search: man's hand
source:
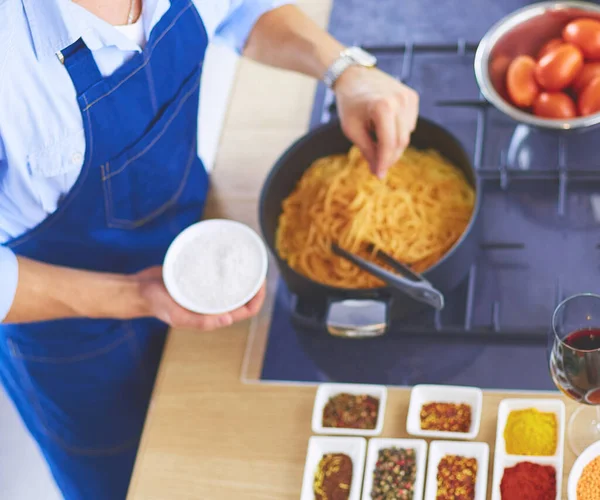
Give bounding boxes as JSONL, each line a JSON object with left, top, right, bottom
{"left": 244, "top": 5, "right": 420, "bottom": 178}
{"left": 136, "top": 266, "right": 266, "bottom": 331}
{"left": 335, "top": 67, "right": 419, "bottom": 178}
{"left": 3, "top": 257, "right": 265, "bottom": 328}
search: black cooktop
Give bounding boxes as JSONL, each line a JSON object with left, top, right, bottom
{"left": 256, "top": 0, "right": 600, "bottom": 390}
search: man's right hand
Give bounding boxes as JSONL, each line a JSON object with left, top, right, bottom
{"left": 135, "top": 266, "right": 266, "bottom": 330}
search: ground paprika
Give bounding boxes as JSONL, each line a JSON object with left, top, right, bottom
{"left": 499, "top": 461, "right": 556, "bottom": 500}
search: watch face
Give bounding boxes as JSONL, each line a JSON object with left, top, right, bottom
{"left": 348, "top": 47, "right": 377, "bottom": 67}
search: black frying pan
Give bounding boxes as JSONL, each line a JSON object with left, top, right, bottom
{"left": 259, "top": 118, "right": 481, "bottom": 337}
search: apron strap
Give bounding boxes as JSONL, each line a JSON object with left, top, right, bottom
{"left": 58, "top": 39, "right": 103, "bottom": 97}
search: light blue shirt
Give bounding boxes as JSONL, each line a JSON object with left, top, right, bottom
{"left": 0, "top": 0, "right": 290, "bottom": 320}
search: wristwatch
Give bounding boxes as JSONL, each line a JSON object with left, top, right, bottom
{"left": 323, "top": 47, "right": 377, "bottom": 89}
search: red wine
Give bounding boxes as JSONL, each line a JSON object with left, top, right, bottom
{"left": 550, "top": 328, "right": 600, "bottom": 404}
{"left": 564, "top": 328, "right": 600, "bottom": 350}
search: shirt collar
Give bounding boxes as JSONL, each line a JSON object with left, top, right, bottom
{"left": 22, "top": 0, "right": 168, "bottom": 62}
{"left": 22, "top": 0, "right": 74, "bottom": 61}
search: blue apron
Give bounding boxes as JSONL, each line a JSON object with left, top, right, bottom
{"left": 0, "top": 1, "right": 209, "bottom": 498}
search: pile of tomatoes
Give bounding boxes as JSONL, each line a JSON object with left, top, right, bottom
{"left": 505, "top": 18, "right": 600, "bottom": 119}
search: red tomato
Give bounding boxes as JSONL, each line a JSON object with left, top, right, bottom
{"left": 535, "top": 43, "right": 584, "bottom": 91}
{"left": 563, "top": 18, "right": 600, "bottom": 60}
{"left": 506, "top": 56, "right": 539, "bottom": 107}
{"left": 572, "top": 62, "right": 600, "bottom": 94}
{"left": 578, "top": 76, "right": 600, "bottom": 116}
{"left": 537, "top": 38, "right": 564, "bottom": 60}
{"left": 533, "top": 92, "right": 577, "bottom": 119}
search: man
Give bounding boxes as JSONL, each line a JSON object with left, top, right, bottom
{"left": 0, "top": 0, "right": 419, "bottom": 498}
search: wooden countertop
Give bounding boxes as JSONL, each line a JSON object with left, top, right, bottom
{"left": 127, "top": 1, "right": 578, "bottom": 498}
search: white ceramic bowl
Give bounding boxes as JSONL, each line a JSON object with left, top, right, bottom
{"left": 300, "top": 436, "right": 367, "bottom": 500}
{"left": 312, "top": 383, "right": 387, "bottom": 436}
{"left": 163, "top": 219, "right": 268, "bottom": 315}
{"left": 406, "top": 384, "right": 483, "bottom": 440}
{"left": 491, "top": 398, "right": 565, "bottom": 500}
{"left": 362, "top": 438, "right": 427, "bottom": 500}
{"left": 568, "top": 439, "right": 600, "bottom": 500}
{"left": 424, "top": 440, "right": 489, "bottom": 500}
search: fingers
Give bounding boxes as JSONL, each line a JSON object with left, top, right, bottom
{"left": 157, "top": 282, "right": 267, "bottom": 332}
{"left": 371, "top": 99, "right": 398, "bottom": 178}
{"left": 371, "top": 86, "right": 419, "bottom": 178}
{"left": 228, "top": 282, "right": 267, "bottom": 323}
{"left": 341, "top": 118, "right": 377, "bottom": 169}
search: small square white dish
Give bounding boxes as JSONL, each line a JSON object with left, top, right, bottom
{"left": 568, "top": 439, "right": 600, "bottom": 500}
{"left": 312, "top": 383, "right": 387, "bottom": 436}
{"left": 300, "top": 436, "right": 367, "bottom": 500}
{"left": 424, "top": 440, "right": 489, "bottom": 500}
{"left": 362, "top": 438, "right": 427, "bottom": 500}
{"left": 490, "top": 399, "right": 565, "bottom": 500}
{"left": 494, "top": 399, "right": 565, "bottom": 458}
{"left": 491, "top": 455, "right": 561, "bottom": 500}
{"left": 406, "top": 384, "right": 483, "bottom": 439}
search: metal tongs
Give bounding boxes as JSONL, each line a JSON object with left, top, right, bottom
{"left": 332, "top": 243, "right": 445, "bottom": 310}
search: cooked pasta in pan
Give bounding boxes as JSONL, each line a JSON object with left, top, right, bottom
{"left": 276, "top": 146, "right": 475, "bottom": 288}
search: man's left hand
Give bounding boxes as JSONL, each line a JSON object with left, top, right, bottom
{"left": 334, "top": 66, "right": 419, "bottom": 178}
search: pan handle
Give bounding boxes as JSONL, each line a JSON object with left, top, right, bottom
{"left": 332, "top": 244, "right": 445, "bottom": 311}
{"left": 290, "top": 294, "right": 391, "bottom": 338}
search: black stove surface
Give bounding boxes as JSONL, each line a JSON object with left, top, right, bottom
{"left": 257, "top": 1, "right": 600, "bottom": 390}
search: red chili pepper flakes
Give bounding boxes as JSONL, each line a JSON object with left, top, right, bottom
{"left": 436, "top": 454, "right": 477, "bottom": 500}
{"left": 420, "top": 402, "right": 472, "bottom": 433}
{"left": 322, "top": 393, "right": 380, "bottom": 430}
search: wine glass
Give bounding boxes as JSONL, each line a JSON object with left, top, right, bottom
{"left": 549, "top": 293, "right": 600, "bottom": 456}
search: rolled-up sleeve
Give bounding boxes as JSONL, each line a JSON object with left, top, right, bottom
{"left": 0, "top": 245, "right": 18, "bottom": 321}
{"left": 214, "top": 1, "right": 295, "bottom": 54}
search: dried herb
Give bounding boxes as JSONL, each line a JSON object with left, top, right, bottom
{"left": 370, "top": 447, "right": 417, "bottom": 500}
{"left": 322, "top": 393, "right": 380, "bottom": 429}
{"left": 420, "top": 402, "right": 472, "bottom": 433}
{"left": 436, "top": 454, "right": 477, "bottom": 500}
{"left": 314, "top": 453, "right": 352, "bottom": 500}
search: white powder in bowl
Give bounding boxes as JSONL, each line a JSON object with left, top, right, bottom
{"left": 172, "top": 228, "right": 264, "bottom": 312}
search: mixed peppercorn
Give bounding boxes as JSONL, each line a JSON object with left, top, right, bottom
{"left": 420, "top": 402, "right": 472, "bottom": 433}
{"left": 370, "top": 447, "right": 417, "bottom": 500}
{"left": 322, "top": 393, "right": 380, "bottom": 429}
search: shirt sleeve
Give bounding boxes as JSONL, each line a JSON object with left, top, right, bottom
{"left": 0, "top": 245, "right": 18, "bottom": 321}
{"left": 213, "top": 1, "right": 295, "bottom": 54}
{"left": 0, "top": 136, "right": 18, "bottom": 322}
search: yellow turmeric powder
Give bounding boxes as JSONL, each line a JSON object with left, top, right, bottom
{"left": 503, "top": 408, "right": 557, "bottom": 456}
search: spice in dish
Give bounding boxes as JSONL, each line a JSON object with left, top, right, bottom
{"left": 577, "top": 456, "right": 600, "bottom": 500}
{"left": 436, "top": 454, "right": 477, "bottom": 500}
{"left": 420, "top": 402, "right": 472, "bottom": 433}
{"left": 499, "top": 461, "right": 556, "bottom": 500}
{"left": 322, "top": 393, "right": 380, "bottom": 430}
{"left": 503, "top": 408, "right": 557, "bottom": 456}
{"left": 313, "top": 453, "right": 352, "bottom": 500}
{"left": 370, "top": 447, "right": 417, "bottom": 500}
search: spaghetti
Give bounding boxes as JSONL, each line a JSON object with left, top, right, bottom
{"left": 276, "top": 146, "right": 475, "bottom": 288}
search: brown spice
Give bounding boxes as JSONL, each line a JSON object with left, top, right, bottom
{"left": 420, "top": 402, "right": 472, "bottom": 433}
{"left": 577, "top": 456, "right": 600, "bottom": 500}
{"left": 322, "top": 393, "right": 380, "bottom": 430}
{"left": 314, "top": 453, "right": 353, "bottom": 500}
{"left": 436, "top": 454, "right": 477, "bottom": 500}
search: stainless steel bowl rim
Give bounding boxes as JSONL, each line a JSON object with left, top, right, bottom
{"left": 474, "top": 1, "right": 600, "bottom": 130}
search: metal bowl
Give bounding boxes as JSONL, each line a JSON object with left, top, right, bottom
{"left": 474, "top": 1, "right": 600, "bottom": 130}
